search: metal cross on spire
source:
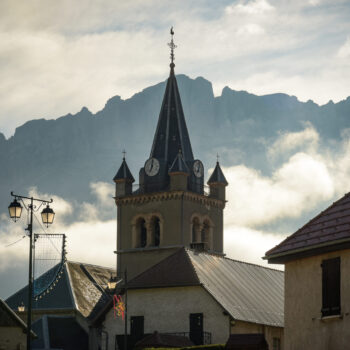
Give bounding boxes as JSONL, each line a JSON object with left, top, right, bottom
{"left": 168, "top": 26, "right": 177, "bottom": 74}
{"left": 122, "top": 149, "right": 126, "bottom": 160}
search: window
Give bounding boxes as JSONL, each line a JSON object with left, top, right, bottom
{"left": 151, "top": 217, "right": 160, "bottom": 246}
{"left": 192, "top": 217, "right": 200, "bottom": 243}
{"left": 136, "top": 218, "right": 147, "bottom": 248}
{"left": 273, "top": 337, "right": 281, "bottom": 350}
{"left": 321, "top": 257, "right": 340, "bottom": 317}
{"left": 201, "top": 220, "right": 210, "bottom": 249}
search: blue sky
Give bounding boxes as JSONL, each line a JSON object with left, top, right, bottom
{"left": 0, "top": 0, "right": 350, "bottom": 138}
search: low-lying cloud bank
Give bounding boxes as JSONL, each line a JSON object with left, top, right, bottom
{"left": 1, "top": 125, "right": 350, "bottom": 296}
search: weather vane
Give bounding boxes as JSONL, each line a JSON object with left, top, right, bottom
{"left": 168, "top": 27, "right": 177, "bottom": 69}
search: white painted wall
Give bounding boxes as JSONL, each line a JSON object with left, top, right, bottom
{"left": 103, "top": 286, "right": 230, "bottom": 348}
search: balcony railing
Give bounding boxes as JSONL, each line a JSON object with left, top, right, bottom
{"left": 115, "top": 331, "right": 212, "bottom": 350}
{"left": 165, "top": 331, "right": 212, "bottom": 345}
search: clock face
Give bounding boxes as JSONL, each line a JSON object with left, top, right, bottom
{"left": 145, "top": 157, "right": 160, "bottom": 176}
{"left": 193, "top": 160, "right": 204, "bottom": 178}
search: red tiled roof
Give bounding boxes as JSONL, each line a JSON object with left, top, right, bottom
{"left": 265, "top": 192, "right": 350, "bottom": 259}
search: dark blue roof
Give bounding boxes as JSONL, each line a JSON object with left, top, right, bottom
{"left": 149, "top": 70, "right": 194, "bottom": 165}
{"left": 113, "top": 158, "right": 135, "bottom": 182}
{"left": 207, "top": 162, "right": 228, "bottom": 185}
{"left": 169, "top": 151, "right": 189, "bottom": 174}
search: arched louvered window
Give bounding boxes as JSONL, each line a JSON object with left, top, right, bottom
{"left": 136, "top": 218, "right": 147, "bottom": 248}
{"left": 192, "top": 217, "right": 200, "bottom": 243}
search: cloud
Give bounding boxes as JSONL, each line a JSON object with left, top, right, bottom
{"left": 268, "top": 123, "right": 319, "bottom": 159}
{"left": 222, "top": 125, "right": 350, "bottom": 231}
{"left": 1, "top": 1, "right": 350, "bottom": 137}
{"left": 224, "top": 225, "right": 284, "bottom": 269}
{"left": 0, "top": 183, "right": 116, "bottom": 277}
{"left": 224, "top": 152, "right": 333, "bottom": 228}
{"left": 337, "top": 37, "right": 350, "bottom": 59}
{"left": 226, "top": 0, "right": 275, "bottom": 15}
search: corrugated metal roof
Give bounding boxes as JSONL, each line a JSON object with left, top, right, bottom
{"left": 187, "top": 250, "right": 284, "bottom": 327}
{"left": 265, "top": 192, "right": 350, "bottom": 258}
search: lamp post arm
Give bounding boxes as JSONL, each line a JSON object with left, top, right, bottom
{"left": 10, "top": 191, "right": 53, "bottom": 204}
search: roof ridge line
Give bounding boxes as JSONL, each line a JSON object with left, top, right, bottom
{"left": 65, "top": 262, "right": 78, "bottom": 311}
{"left": 266, "top": 192, "right": 350, "bottom": 256}
{"left": 185, "top": 248, "right": 283, "bottom": 273}
{"left": 67, "top": 260, "right": 115, "bottom": 270}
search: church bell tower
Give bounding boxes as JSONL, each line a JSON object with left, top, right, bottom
{"left": 113, "top": 29, "right": 228, "bottom": 279}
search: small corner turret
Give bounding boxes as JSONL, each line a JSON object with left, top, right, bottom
{"left": 113, "top": 154, "right": 135, "bottom": 197}
{"left": 168, "top": 150, "right": 189, "bottom": 191}
{"left": 207, "top": 161, "right": 228, "bottom": 201}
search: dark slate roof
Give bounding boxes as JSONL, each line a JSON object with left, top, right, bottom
{"left": 168, "top": 151, "right": 189, "bottom": 174}
{"left": 150, "top": 69, "right": 194, "bottom": 164}
{"left": 265, "top": 192, "right": 350, "bottom": 262}
{"left": 127, "top": 248, "right": 284, "bottom": 327}
{"left": 6, "top": 261, "right": 115, "bottom": 321}
{"left": 135, "top": 331, "right": 194, "bottom": 349}
{"left": 113, "top": 158, "right": 135, "bottom": 183}
{"left": 127, "top": 248, "right": 200, "bottom": 289}
{"left": 0, "top": 297, "right": 36, "bottom": 336}
{"left": 225, "top": 334, "right": 268, "bottom": 350}
{"left": 207, "top": 162, "right": 228, "bottom": 185}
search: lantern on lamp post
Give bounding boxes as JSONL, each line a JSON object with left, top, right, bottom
{"left": 8, "top": 191, "right": 55, "bottom": 350}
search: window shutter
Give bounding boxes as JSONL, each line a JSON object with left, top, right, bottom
{"left": 321, "top": 257, "right": 340, "bottom": 317}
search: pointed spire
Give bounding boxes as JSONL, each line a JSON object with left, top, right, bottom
{"left": 207, "top": 161, "right": 228, "bottom": 186}
{"left": 149, "top": 27, "right": 194, "bottom": 166}
{"left": 113, "top": 154, "right": 135, "bottom": 183}
{"left": 169, "top": 149, "right": 189, "bottom": 174}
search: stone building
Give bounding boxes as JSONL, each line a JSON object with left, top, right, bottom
{"left": 265, "top": 192, "right": 350, "bottom": 350}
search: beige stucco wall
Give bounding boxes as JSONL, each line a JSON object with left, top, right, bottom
{"left": 103, "top": 286, "right": 230, "bottom": 349}
{"left": 231, "top": 320, "right": 283, "bottom": 350}
{"left": 284, "top": 249, "right": 350, "bottom": 350}
{"left": 0, "top": 326, "right": 26, "bottom": 350}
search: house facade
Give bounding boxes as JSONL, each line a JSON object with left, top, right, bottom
{"left": 265, "top": 192, "right": 350, "bottom": 350}
{"left": 99, "top": 248, "right": 284, "bottom": 349}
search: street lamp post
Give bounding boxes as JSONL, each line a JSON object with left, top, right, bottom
{"left": 8, "top": 191, "right": 55, "bottom": 350}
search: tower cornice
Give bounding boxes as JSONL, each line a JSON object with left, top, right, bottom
{"left": 114, "top": 190, "right": 226, "bottom": 209}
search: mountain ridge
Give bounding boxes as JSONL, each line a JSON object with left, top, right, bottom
{"left": 0, "top": 74, "right": 349, "bottom": 215}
